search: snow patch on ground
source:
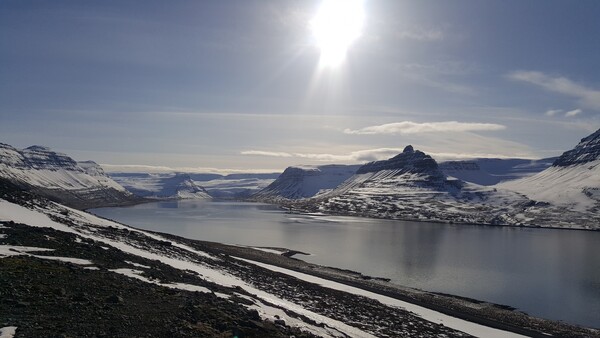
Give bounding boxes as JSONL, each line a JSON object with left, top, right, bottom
{"left": 110, "top": 268, "right": 211, "bottom": 294}
{"left": 0, "top": 245, "right": 94, "bottom": 265}
{"left": 0, "top": 326, "right": 17, "bottom": 338}
{"left": 0, "top": 245, "right": 54, "bottom": 257}
{"left": 235, "top": 257, "right": 528, "bottom": 338}
{"left": 125, "top": 260, "right": 151, "bottom": 269}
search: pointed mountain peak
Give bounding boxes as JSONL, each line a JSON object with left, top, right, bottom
{"left": 356, "top": 146, "right": 441, "bottom": 175}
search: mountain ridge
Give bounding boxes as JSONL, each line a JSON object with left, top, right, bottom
{"left": 0, "top": 143, "right": 137, "bottom": 209}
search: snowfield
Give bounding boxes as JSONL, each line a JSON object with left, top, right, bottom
{"left": 499, "top": 160, "right": 600, "bottom": 211}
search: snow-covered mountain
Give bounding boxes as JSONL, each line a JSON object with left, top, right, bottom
{"left": 296, "top": 145, "right": 531, "bottom": 225}
{"left": 499, "top": 129, "right": 600, "bottom": 212}
{"left": 109, "top": 173, "right": 211, "bottom": 200}
{"left": 439, "top": 158, "right": 555, "bottom": 186}
{"left": 200, "top": 174, "right": 278, "bottom": 199}
{"left": 252, "top": 164, "right": 361, "bottom": 201}
{"left": 0, "top": 143, "right": 135, "bottom": 209}
{"left": 110, "top": 172, "right": 278, "bottom": 199}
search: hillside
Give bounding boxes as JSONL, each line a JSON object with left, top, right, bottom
{"left": 499, "top": 129, "right": 600, "bottom": 212}
{"left": 0, "top": 143, "right": 136, "bottom": 209}
{"left": 252, "top": 164, "right": 360, "bottom": 201}
{"left": 439, "top": 158, "right": 555, "bottom": 186}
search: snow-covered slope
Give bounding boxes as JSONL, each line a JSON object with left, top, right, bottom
{"left": 0, "top": 143, "right": 134, "bottom": 209}
{"left": 292, "top": 145, "right": 599, "bottom": 228}
{"left": 499, "top": 129, "right": 600, "bottom": 212}
{"left": 201, "top": 175, "right": 277, "bottom": 199}
{"left": 109, "top": 173, "right": 211, "bottom": 200}
{"left": 252, "top": 164, "right": 361, "bottom": 201}
{"left": 300, "top": 146, "right": 527, "bottom": 225}
{"left": 111, "top": 172, "right": 279, "bottom": 199}
{"left": 439, "top": 158, "right": 555, "bottom": 186}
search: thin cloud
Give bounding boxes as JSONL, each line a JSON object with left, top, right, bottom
{"left": 240, "top": 150, "right": 293, "bottom": 157}
{"left": 508, "top": 71, "right": 600, "bottom": 110}
{"left": 241, "top": 148, "right": 405, "bottom": 162}
{"left": 100, "top": 164, "right": 281, "bottom": 175}
{"left": 545, "top": 109, "right": 562, "bottom": 116}
{"left": 295, "top": 148, "right": 405, "bottom": 162}
{"left": 397, "top": 28, "right": 444, "bottom": 41}
{"left": 343, "top": 121, "right": 506, "bottom": 135}
{"left": 565, "top": 109, "right": 582, "bottom": 117}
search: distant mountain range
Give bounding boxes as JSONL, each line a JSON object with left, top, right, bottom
{"left": 288, "top": 145, "right": 533, "bottom": 226}
{"left": 107, "top": 173, "right": 211, "bottom": 200}
{"left": 1, "top": 127, "right": 598, "bottom": 228}
{"left": 0, "top": 143, "right": 137, "bottom": 209}
{"left": 251, "top": 129, "right": 600, "bottom": 229}
{"left": 109, "top": 172, "right": 278, "bottom": 199}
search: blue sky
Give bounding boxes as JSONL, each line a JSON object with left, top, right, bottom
{"left": 1, "top": 0, "right": 599, "bottom": 173}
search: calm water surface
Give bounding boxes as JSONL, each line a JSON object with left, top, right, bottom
{"left": 91, "top": 200, "right": 600, "bottom": 328}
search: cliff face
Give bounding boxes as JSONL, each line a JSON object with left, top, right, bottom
{"left": 0, "top": 143, "right": 137, "bottom": 209}
{"left": 552, "top": 129, "right": 600, "bottom": 167}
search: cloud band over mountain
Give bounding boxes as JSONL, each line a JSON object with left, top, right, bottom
{"left": 343, "top": 121, "right": 506, "bottom": 135}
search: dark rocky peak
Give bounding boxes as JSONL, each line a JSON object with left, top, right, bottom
{"left": 21, "top": 145, "right": 79, "bottom": 171}
{"left": 356, "top": 146, "right": 441, "bottom": 175}
{"left": 553, "top": 128, "right": 600, "bottom": 167}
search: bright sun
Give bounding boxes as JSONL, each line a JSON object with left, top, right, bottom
{"left": 311, "top": 0, "right": 365, "bottom": 67}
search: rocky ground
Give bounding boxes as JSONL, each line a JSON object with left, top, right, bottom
{"left": 0, "top": 223, "right": 316, "bottom": 338}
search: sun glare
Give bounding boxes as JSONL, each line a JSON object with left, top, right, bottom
{"left": 311, "top": 0, "right": 365, "bottom": 68}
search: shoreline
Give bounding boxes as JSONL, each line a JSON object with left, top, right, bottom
{"left": 280, "top": 204, "right": 600, "bottom": 232}
{"left": 153, "top": 230, "right": 599, "bottom": 336}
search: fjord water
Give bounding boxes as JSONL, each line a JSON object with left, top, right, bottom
{"left": 91, "top": 200, "right": 600, "bottom": 328}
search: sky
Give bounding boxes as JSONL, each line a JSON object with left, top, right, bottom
{"left": 1, "top": 0, "right": 600, "bottom": 174}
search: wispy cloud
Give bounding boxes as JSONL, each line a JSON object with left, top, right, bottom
{"left": 565, "top": 108, "right": 583, "bottom": 117}
{"left": 100, "top": 164, "right": 281, "bottom": 175}
{"left": 397, "top": 28, "right": 444, "bottom": 41}
{"left": 240, "top": 145, "right": 534, "bottom": 164}
{"left": 241, "top": 147, "right": 405, "bottom": 162}
{"left": 343, "top": 121, "right": 506, "bottom": 135}
{"left": 240, "top": 150, "right": 293, "bottom": 157}
{"left": 545, "top": 109, "right": 562, "bottom": 116}
{"left": 508, "top": 71, "right": 600, "bottom": 110}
